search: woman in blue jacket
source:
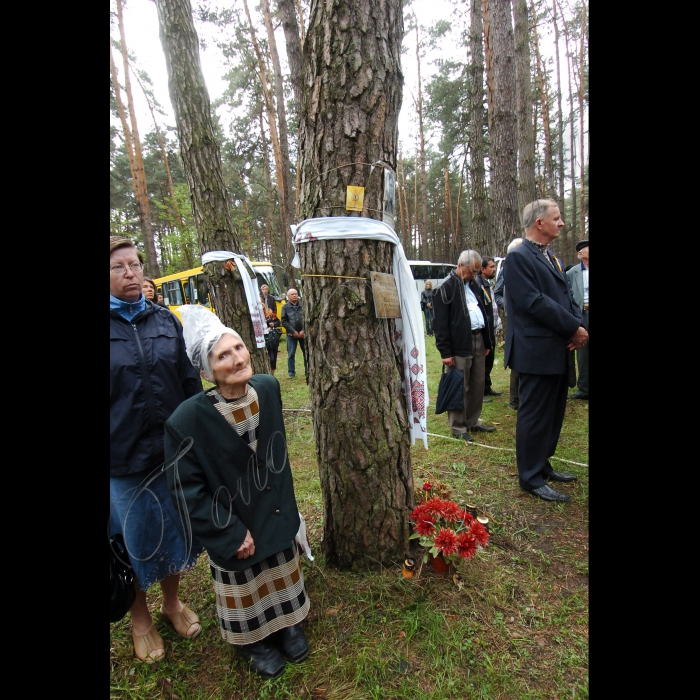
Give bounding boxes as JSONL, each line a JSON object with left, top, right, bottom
{"left": 110, "top": 236, "right": 204, "bottom": 663}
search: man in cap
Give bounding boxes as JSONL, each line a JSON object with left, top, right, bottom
{"left": 504, "top": 199, "right": 588, "bottom": 502}
{"left": 566, "top": 240, "right": 589, "bottom": 400}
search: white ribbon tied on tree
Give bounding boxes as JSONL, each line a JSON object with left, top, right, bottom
{"left": 290, "top": 217, "right": 429, "bottom": 449}
{"left": 201, "top": 251, "right": 267, "bottom": 349}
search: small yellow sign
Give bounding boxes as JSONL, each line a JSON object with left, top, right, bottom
{"left": 346, "top": 186, "right": 365, "bottom": 212}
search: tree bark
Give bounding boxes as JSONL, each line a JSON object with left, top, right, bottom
{"left": 297, "top": 0, "right": 413, "bottom": 570}
{"left": 277, "top": 0, "right": 304, "bottom": 113}
{"left": 513, "top": 0, "right": 536, "bottom": 215}
{"left": 485, "top": 0, "right": 519, "bottom": 253}
{"left": 469, "top": 0, "right": 489, "bottom": 251}
{"left": 153, "top": 0, "right": 269, "bottom": 373}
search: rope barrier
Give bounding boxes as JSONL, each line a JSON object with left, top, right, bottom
{"left": 425, "top": 432, "right": 588, "bottom": 468}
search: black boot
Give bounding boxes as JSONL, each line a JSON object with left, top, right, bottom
{"left": 276, "top": 624, "right": 310, "bottom": 663}
{"left": 234, "top": 638, "right": 287, "bottom": 679}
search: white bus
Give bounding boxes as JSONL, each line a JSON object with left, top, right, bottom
{"left": 407, "top": 260, "right": 457, "bottom": 296}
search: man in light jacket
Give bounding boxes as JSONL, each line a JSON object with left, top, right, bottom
{"left": 566, "top": 240, "right": 589, "bottom": 400}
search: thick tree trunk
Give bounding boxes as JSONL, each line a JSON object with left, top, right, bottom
{"left": 277, "top": 0, "right": 304, "bottom": 113}
{"left": 485, "top": 0, "right": 520, "bottom": 254}
{"left": 153, "top": 0, "right": 269, "bottom": 374}
{"left": 513, "top": 0, "right": 536, "bottom": 215}
{"left": 298, "top": 0, "right": 413, "bottom": 570}
{"left": 469, "top": 0, "right": 489, "bottom": 251}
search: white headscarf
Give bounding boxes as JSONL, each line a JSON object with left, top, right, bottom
{"left": 178, "top": 305, "right": 241, "bottom": 381}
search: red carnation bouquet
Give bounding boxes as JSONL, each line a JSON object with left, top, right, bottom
{"left": 409, "top": 496, "right": 489, "bottom": 567}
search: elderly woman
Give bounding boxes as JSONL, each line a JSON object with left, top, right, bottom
{"left": 110, "top": 236, "right": 204, "bottom": 663}
{"left": 164, "top": 306, "right": 310, "bottom": 680}
{"left": 421, "top": 280, "right": 436, "bottom": 336}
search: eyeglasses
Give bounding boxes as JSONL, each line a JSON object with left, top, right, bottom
{"left": 110, "top": 262, "right": 144, "bottom": 275}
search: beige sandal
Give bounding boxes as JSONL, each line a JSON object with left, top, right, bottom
{"left": 132, "top": 623, "right": 165, "bottom": 663}
{"left": 159, "top": 604, "right": 201, "bottom": 639}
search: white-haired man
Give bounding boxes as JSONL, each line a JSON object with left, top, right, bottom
{"left": 433, "top": 250, "right": 495, "bottom": 443}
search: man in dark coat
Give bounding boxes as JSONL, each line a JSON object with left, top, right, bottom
{"left": 475, "top": 255, "right": 500, "bottom": 399}
{"left": 433, "top": 249, "right": 495, "bottom": 443}
{"left": 504, "top": 199, "right": 589, "bottom": 502}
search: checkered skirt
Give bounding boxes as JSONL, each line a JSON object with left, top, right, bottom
{"left": 210, "top": 545, "right": 310, "bottom": 645}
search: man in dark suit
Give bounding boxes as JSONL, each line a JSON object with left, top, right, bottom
{"left": 504, "top": 199, "right": 589, "bottom": 502}
{"left": 566, "top": 240, "right": 589, "bottom": 400}
{"left": 434, "top": 249, "right": 495, "bottom": 443}
{"left": 476, "top": 256, "right": 500, "bottom": 400}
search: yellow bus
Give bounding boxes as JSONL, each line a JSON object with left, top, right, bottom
{"left": 154, "top": 261, "right": 286, "bottom": 331}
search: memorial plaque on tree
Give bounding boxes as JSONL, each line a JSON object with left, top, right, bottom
{"left": 370, "top": 271, "right": 402, "bottom": 318}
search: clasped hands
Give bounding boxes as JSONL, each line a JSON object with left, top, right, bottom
{"left": 236, "top": 530, "right": 255, "bottom": 559}
{"left": 567, "top": 326, "right": 589, "bottom": 351}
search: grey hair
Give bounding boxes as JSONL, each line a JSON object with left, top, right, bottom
{"left": 507, "top": 237, "right": 524, "bottom": 253}
{"left": 522, "top": 199, "right": 559, "bottom": 230}
{"left": 457, "top": 250, "right": 482, "bottom": 269}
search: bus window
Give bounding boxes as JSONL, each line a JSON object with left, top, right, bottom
{"left": 162, "top": 280, "right": 185, "bottom": 307}
{"left": 253, "top": 264, "right": 283, "bottom": 297}
{"left": 196, "top": 274, "right": 210, "bottom": 307}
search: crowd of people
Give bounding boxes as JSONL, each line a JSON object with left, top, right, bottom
{"left": 110, "top": 197, "right": 587, "bottom": 673}
{"left": 431, "top": 198, "right": 589, "bottom": 502}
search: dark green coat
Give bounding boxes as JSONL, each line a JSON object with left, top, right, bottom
{"left": 164, "top": 374, "right": 300, "bottom": 571}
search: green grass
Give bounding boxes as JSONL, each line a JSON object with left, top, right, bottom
{"left": 110, "top": 334, "right": 588, "bottom": 699}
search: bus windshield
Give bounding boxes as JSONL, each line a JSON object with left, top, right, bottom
{"left": 408, "top": 261, "right": 457, "bottom": 295}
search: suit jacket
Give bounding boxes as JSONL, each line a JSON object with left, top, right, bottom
{"left": 475, "top": 274, "right": 496, "bottom": 346}
{"left": 504, "top": 240, "right": 582, "bottom": 375}
{"left": 164, "top": 374, "right": 300, "bottom": 571}
{"left": 566, "top": 264, "right": 586, "bottom": 311}
{"left": 433, "top": 271, "right": 492, "bottom": 359}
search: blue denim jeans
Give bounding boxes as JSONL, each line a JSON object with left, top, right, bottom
{"left": 286, "top": 335, "right": 308, "bottom": 376}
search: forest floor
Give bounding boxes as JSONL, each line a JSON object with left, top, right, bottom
{"left": 110, "top": 339, "right": 589, "bottom": 700}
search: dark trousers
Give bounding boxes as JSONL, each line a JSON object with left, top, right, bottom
{"left": 423, "top": 308, "right": 434, "bottom": 335}
{"left": 287, "top": 335, "right": 308, "bottom": 376}
{"left": 576, "top": 309, "right": 589, "bottom": 395}
{"left": 484, "top": 345, "right": 495, "bottom": 391}
{"left": 516, "top": 372, "right": 568, "bottom": 490}
{"left": 509, "top": 369, "right": 520, "bottom": 407}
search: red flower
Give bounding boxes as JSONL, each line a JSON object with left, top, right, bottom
{"left": 469, "top": 521, "right": 489, "bottom": 547}
{"left": 458, "top": 510, "right": 475, "bottom": 525}
{"left": 422, "top": 481, "right": 433, "bottom": 492}
{"left": 414, "top": 514, "right": 436, "bottom": 537}
{"left": 441, "top": 500, "right": 463, "bottom": 523}
{"left": 456, "top": 531, "right": 478, "bottom": 559}
{"left": 434, "top": 527, "right": 458, "bottom": 557}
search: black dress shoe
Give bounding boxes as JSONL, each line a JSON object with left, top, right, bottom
{"left": 484, "top": 389, "right": 502, "bottom": 396}
{"left": 276, "top": 624, "right": 310, "bottom": 663}
{"left": 470, "top": 423, "right": 495, "bottom": 433}
{"left": 508, "top": 403, "right": 519, "bottom": 411}
{"left": 568, "top": 391, "right": 588, "bottom": 400}
{"left": 234, "top": 638, "right": 287, "bottom": 679}
{"left": 545, "top": 470, "right": 577, "bottom": 483}
{"left": 459, "top": 432, "right": 474, "bottom": 442}
{"left": 522, "top": 484, "right": 571, "bottom": 502}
